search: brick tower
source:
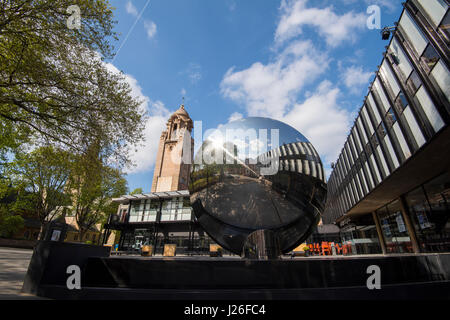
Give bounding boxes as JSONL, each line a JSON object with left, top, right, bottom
{"left": 151, "top": 104, "right": 194, "bottom": 192}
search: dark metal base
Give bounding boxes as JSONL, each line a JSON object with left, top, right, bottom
{"left": 22, "top": 242, "right": 450, "bottom": 300}
{"left": 33, "top": 281, "right": 450, "bottom": 300}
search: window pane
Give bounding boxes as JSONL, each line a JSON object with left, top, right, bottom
{"left": 367, "top": 93, "right": 382, "bottom": 124}
{"left": 417, "top": 0, "right": 447, "bottom": 27}
{"left": 349, "top": 135, "right": 357, "bottom": 160}
{"left": 376, "top": 146, "right": 390, "bottom": 177}
{"left": 430, "top": 59, "right": 450, "bottom": 103}
{"left": 387, "top": 200, "right": 413, "bottom": 253}
{"left": 384, "top": 135, "right": 400, "bottom": 169}
{"left": 439, "top": 10, "right": 450, "bottom": 39}
{"left": 394, "top": 92, "right": 409, "bottom": 115}
{"left": 150, "top": 201, "right": 159, "bottom": 209}
{"left": 359, "top": 169, "right": 369, "bottom": 195}
{"left": 364, "top": 161, "right": 375, "bottom": 190}
{"left": 415, "top": 86, "right": 445, "bottom": 132}
{"left": 407, "top": 71, "right": 422, "bottom": 94}
{"left": 402, "top": 106, "right": 426, "bottom": 147}
{"left": 345, "top": 187, "right": 351, "bottom": 209}
{"left": 352, "top": 128, "right": 363, "bottom": 153}
{"left": 385, "top": 108, "right": 397, "bottom": 127}
{"left": 347, "top": 185, "right": 355, "bottom": 206}
{"left": 352, "top": 179, "right": 360, "bottom": 202}
{"left": 421, "top": 44, "right": 440, "bottom": 70}
{"left": 342, "top": 150, "right": 349, "bottom": 172}
{"left": 370, "top": 154, "right": 382, "bottom": 184}
{"left": 346, "top": 143, "right": 354, "bottom": 165}
{"left": 392, "top": 122, "right": 412, "bottom": 159}
{"left": 381, "top": 60, "right": 401, "bottom": 97}
{"left": 374, "top": 78, "right": 391, "bottom": 113}
{"left": 390, "top": 38, "right": 413, "bottom": 78}
{"left": 370, "top": 133, "right": 380, "bottom": 150}
{"left": 354, "top": 174, "right": 363, "bottom": 198}
{"left": 399, "top": 10, "right": 428, "bottom": 56}
{"left": 405, "top": 186, "right": 434, "bottom": 252}
{"left": 357, "top": 117, "right": 368, "bottom": 144}
{"left": 422, "top": 172, "right": 450, "bottom": 252}
{"left": 362, "top": 106, "right": 375, "bottom": 134}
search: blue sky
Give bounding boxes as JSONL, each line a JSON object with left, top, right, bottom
{"left": 105, "top": 0, "right": 403, "bottom": 193}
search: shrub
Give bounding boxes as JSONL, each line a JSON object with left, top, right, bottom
{"left": 0, "top": 215, "right": 24, "bottom": 238}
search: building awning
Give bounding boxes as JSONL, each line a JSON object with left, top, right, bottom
{"left": 112, "top": 190, "right": 190, "bottom": 204}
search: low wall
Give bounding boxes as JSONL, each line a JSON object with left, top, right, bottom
{"left": 21, "top": 245, "right": 450, "bottom": 300}
{"left": 21, "top": 241, "right": 110, "bottom": 296}
{"left": 0, "top": 238, "right": 37, "bottom": 249}
{"left": 84, "top": 254, "right": 450, "bottom": 290}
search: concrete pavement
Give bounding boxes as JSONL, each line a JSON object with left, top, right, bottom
{"left": 0, "top": 247, "right": 43, "bottom": 299}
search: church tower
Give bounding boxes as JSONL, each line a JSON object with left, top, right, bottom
{"left": 151, "top": 104, "right": 194, "bottom": 192}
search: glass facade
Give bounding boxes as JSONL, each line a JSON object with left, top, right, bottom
{"left": 160, "top": 197, "right": 192, "bottom": 222}
{"left": 324, "top": 0, "right": 449, "bottom": 254}
{"left": 128, "top": 196, "right": 192, "bottom": 223}
{"left": 117, "top": 228, "right": 223, "bottom": 255}
{"left": 339, "top": 214, "right": 382, "bottom": 255}
{"left": 405, "top": 172, "right": 450, "bottom": 252}
{"left": 376, "top": 200, "right": 413, "bottom": 253}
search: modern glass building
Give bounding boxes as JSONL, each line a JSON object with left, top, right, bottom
{"left": 323, "top": 0, "right": 450, "bottom": 255}
{"left": 104, "top": 191, "right": 219, "bottom": 253}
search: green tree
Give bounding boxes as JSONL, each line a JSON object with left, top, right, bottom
{"left": 7, "top": 145, "right": 72, "bottom": 239}
{"left": 130, "top": 188, "right": 143, "bottom": 195}
{"left": 0, "top": 178, "right": 24, "bottom": 238}
{"left": 0, "top": 215, "right": 24, "bottom": 238}
{"left": 0, "top": 0, "right": 145, "bottom": 166}
{"left": 69, "top": 146, "right": 127, "bottom": 242}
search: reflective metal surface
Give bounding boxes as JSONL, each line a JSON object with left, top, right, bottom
{"left": 189, "top": 117, "right": 327, "bottom": 256}
{"left": 242, "top": 230, "right": 281, "bottom": 260}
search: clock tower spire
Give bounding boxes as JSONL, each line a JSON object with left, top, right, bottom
{"left": 151, "top": 104, "right": 194, "bottom": 192}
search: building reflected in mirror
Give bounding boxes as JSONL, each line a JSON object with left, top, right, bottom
{"left": 189, "top": 117, "right": 327, "bottom": 256}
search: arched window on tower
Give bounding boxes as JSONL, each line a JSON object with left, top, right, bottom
{"left": 172, "top": 123, "right": 178, "bottom": 140}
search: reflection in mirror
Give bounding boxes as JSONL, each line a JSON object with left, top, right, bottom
{"left": 189, "top": 117, "right": 327, "bottom": 256}
{"left": 242, "top": 230, "right": 281, "bottom": 260}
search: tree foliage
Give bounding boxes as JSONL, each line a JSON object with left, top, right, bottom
{"left": 130, "top": 187, "right": 143, "bottom": 195}
{"left": 0, "top": 214, "right": 24, "bottom": 238}
{"left": 68, "top": 144, "right": 127, "bottom": 241}
{"left": 0, "top": 1, "right": 144, "bottom": 241}
{"left": 7, "top": 145, "right": 72, "bottom": 237}
{"left": 0, "top": 0, "right": 145, "bottom": 165}
{"left": 0, "top": 178, "right": 24, "bottom": 237}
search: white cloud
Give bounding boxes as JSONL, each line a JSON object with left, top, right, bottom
{"left": 364, "top": 0, "right": 398, "bottom": 13}
{"left": 144, "top": 20, "right": 157, "bottom": 39}
{"left": 126, "top": 1, "right": 138, "bottom": 17}
{"left": 181, "top": 88, "right": 187, "bottom": 96}
{"left": 220, "top": 41, "right": 352, "bottom": 165}
{"left": 343, "top": 65, "right": 373, "bottom": 93}
{"left": 221, "top": 40, "right": 329, "bottom": 118}
{"left": 127, "top": 100, "right": 171, "bottom": 174}
{"left": 183, "top": 63, "right": 202, "bottom": 84}
{"left": 220, "top": 0, "right": 360, "bottom": 170}
{"left": 281, "top": 81, "right": 352, "bottom": 165}
{"left": 275, "top": 0, "right": 367, "bottom": 47}
{"left": 104, "top": 63, "right": 148, "bottom": 113}
{"left": 228, "top": 112, "right": 243, "bottom": 122}
{"left": 104, "top": 62, "right": 171, "bottom": 174}
{"left": 126, "top": 2, "right": 157, "bottom": 40}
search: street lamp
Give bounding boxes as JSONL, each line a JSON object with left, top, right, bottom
{"left": 381, "top": 26, "right": 396, "bottom": 40}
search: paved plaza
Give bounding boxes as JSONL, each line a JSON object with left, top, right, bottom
{"left": 0, "top": 247, "right": 43, "bottom": 299}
